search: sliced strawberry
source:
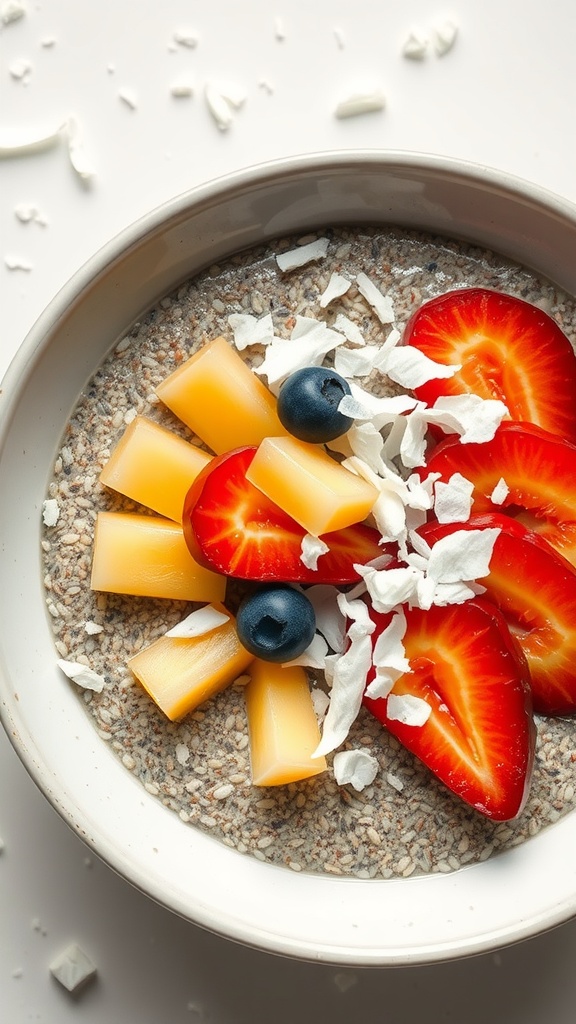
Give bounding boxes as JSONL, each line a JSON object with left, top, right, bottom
{"left": 424, "top": 421, "right": 576, "bottom": 568}
{"left": 420, "top": 513, "right": 576, "bottom": 715}
{"left": 363, "top": 599, "right": 535, "bottom": 821}
{"left": 182, "top": 446, "right": 382, "bottom": 584}
{"left": 403, "top": 288, "right": 576, "bottom": 442}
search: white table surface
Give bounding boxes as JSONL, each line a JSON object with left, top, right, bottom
{"left": 3, "top": 1, "right": 576, "bottom": 1020}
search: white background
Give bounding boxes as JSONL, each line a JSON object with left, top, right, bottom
{"left": 2, "top": 1, "right": 576, "bottom": 1020}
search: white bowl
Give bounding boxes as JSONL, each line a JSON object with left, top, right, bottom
{"left": 2, "top": 151, "right": 576, "bottom": 967}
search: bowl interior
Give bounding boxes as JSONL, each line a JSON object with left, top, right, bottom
{"left": 3, "top": 151, "right": 576, "bottom": 966}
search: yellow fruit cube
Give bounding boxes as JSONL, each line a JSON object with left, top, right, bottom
{"left": 90, "top": 511, "right": 225, "bottom": 602}
{"left": 155, "top": 336, "right": 287, "bottom": 454}
{"left": 245, "top": 435, "right": 378, "bottom": 536}
{"left": 99, "top": 415, "right": 211, "bottom": 522}
{"left": 128, "top": 606, "right": 253, "bottom": 720}
{"left": 244, "top": 659, "right": 327, "bottom": 786}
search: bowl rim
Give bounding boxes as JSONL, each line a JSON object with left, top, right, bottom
{"left": 3, "top": 148, "right": 576, "bottom": 967}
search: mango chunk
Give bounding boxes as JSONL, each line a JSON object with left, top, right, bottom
{"left": 244, "top": 659, "right": 327, "bottom": 786}
{"left": 128, "top": 606, "right": 253, "bottom": 720}
{"left": 99, "top": 415, "right": 211, "bottom": 522}
{"left": 155, "top": 336, "right": 287, "bottom": 454}
{"left": 245, "top": 435, "right": 378, "bottom": 536}
{"left": 90, "top": 511, "right": 225, "bottom": 602}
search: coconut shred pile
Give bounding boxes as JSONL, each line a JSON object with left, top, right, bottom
{"left": 224, "top": 238, "right": 507, "bottom": 784}
{"left": 42, "top": 226, "right": 576, "bottom": 879}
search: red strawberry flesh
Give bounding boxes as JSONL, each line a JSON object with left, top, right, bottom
{"left": 364, "top": 599, "right": 535, "bottom": 821}
{"left": 403, "top": 287, "right": 576, "bottom": 442}
{"left": 183, "top": 446, "right": 382, "bottom": 584}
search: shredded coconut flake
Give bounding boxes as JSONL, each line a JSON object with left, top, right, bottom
{"left": 319, "top": 272, "right": 352, "bottom": 307}
{"left": 433, "top": 472, "right": 474, "bottom": 523}
{"left": 42, "top": 498, "right": 60, "bottom": 526}
{"left": 313, "top": 634, "right": 373, "bottom": 756}
{"left": 165, "top": 605, "right": 229, "bottom": 638}
{"left": 254, "top": 316, "right": 344, "bottom": 387}
{"left": 300, "top": 533, "right": 330, "bottom": 570}
{"left": 355, "top": 272, "right": 395, "bottom": 323}
{"left": 334, "top": 91, "right": 386, "bottom": 119}
{"left": 228, "top": 311, "right": 274, "bottom": 350}
{"left": 426, "top": 527, "right": 500, "bottom": 585}
{"left": 491, "top": 477, "right": 510, "bottom": 504}
{"left": 387, "top": 692, "right": 431, "bottom": 727}
{"left": 433, "top": 19, "right": 458, "bottom": 56}
{"left": 276, "top": 238, "right": 330, "bottom": 272}
{"left": 49, "top": 943, "right": 97, "bottom": 993}
{"left": 402, "top": 29, "right": 428, "bottom": 59}
{"left": 333, "top": 313, "right": 365, "bottom": 346}
{"left": 333, "top": 748, "right": 379, "bottom": 791}
{"left": 84, "top": 621, "right": 103, "bottom": 635}
{"left": 57, "top": 660, "right": 105, "bottom": 693}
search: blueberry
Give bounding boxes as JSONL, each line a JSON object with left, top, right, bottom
{"left": 277, "top": 366, "right": 354, "bottom": 443}
{"left": 236, "top": 585, "right": 316, "bottom": 662}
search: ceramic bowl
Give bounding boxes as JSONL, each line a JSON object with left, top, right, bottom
{"left": 2, "top": 151, "right": 576, "bottom": 966}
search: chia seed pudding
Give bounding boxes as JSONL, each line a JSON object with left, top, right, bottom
{"left": 41, "top": 226, "right": 576, "bottom": 880}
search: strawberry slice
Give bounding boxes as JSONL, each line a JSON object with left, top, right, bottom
{"left": 403, "top": 288, "right": 576, "bottom": 443}
{"left": 420, "top": 513, "right": 576, "bottom": 715}
{"left": 363, "top": 599, "right": 535, "bottom": 821}
{"left": 424, "top": 421, "right": 576, "bottom": 569}
{"left": 182, "top": 446, "right": 382, "bottom": 584}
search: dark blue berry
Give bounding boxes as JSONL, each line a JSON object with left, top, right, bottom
{"left": 236, "top": 585, "right": 316, "bottom": 662}
{"left": 277, "top": 366, "right": 354, "bottom": 443}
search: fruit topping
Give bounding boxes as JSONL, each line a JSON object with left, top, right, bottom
{"left": 363, "top": 599, "right": 536, "bottom": 821}
{"left": 182, "top": 446, "right": 382, "bottom": 584}
{"left": 276, "top": 366, "right": 354, "bottom": 443}
{"left": 236, "top": 585, "right": 316, "bottom": 662}
{"left": 420, "top": 513, "right": 576, "bottom": 715}
{"left": 424, "top": 421, "right": 576, "bottom": 568}
{"left": 156, "top": 336, "right": 287, "bottom": 454}
{"left": 245, "top": 435, "right": 378, "bottom": 536}
{"left": 403, "top": 287, "right": 576, "bottom": 442}
{"left": 244, "top": 659, "right": 327, "bottom": 785}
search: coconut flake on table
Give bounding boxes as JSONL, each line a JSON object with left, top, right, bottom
{"left": 118, "top": 88, "right": 138, "bottom": 110}
{"left": 433, "top": 18, "right": 458, "bottom": 56}
{"left": 228, "top": 311, "right": 274, "bottom": 350}
{"left": 42, "top": 498, "right": 60, "bottom": 526}
{"left": 300, "top": 533, "right": 330, "bottom": 570}
{"left": 354, "top": 272, "right": 395, "bottom": 324}
{"left": 333, "top": 748, "right": 379, "bottom": 791}
{"left": 170, "top": 79, "right": 194, "bottom": 98}
{"left": 1, "top": 0, "right": 27, "bottom": 25}
{"left": 275, "top": 237, "right": 330, "bottom": 272}
{"left": 334, "top": 91, "right": 386, "bottom": 119}
{"left": 65, "top": 116, "right": 95, "bottom": 182}
{"left": 173, "top": 28, "right": 199, "bottom": 47}
{"left": 313, "top": 633, "right": 373, "bottom": 756}
{"left": 204, "top": 81, "right": 246, "bottom": 131}
{"left": 9, "top": 57, "right": 32, "bottom": 83}
{"left": 49, "top": 943, "right": 97, "bottom": 993}
{"left": 254, "top": 316, "right": 345, "bottom": 388}
{"left": 491, "top": 476, "right": 510, "bottom": 504}
{"left": 165, "top": 605, "right": 229, "bottom": 638}
{"left": 57, "top": 659, "right": 105, "bottom": 693}
{"left": 433, "top": 472, "right": 474, "bottom": 523}
{"left": 387, "top": 692, "right": 431, "bottom": 726}
{"left": 319, "top": 272, "right": 352, "bottom": 307}
{"left": 5, "top": 253, "right": 32, "bottom": 271}
{"left": 0, "top": 120, "right": 64, "bottom": 157}
{"left": 14, "top": 202, "right": 48, "bottom": 225}
{"left": 402, "top": 28, "right": 429, "bottom": 59}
